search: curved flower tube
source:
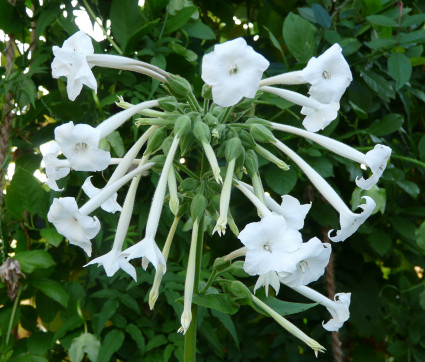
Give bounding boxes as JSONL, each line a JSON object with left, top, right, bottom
{"left": 271, "top": 123, "right": 392, "bottom": 190}
{"left": 289, "top": 285, "right": 351, "bottom": 332}
{"left": 273, "top": 139, "right": 376, "bottom": 242}
{"left": 260, "top": 86, "right": 339, "bottom": 132}
{"left": 82, "top": 176, "right": 122, "bottom": 214}
{"left": 202, "top": 37, "right": 269, "bottom": 107}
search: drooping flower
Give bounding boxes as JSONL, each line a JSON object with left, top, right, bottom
{"left": 0, "top": 258, "right": 26, "bottom": 300}
{"left": 239, "top": 214, "right": 303, "bottom": 276}
{"left": 278, "top": 237, "right": 331, "bottom": 287}
{"left": 299, "top": 43, "right": 352, "bottom": 104}
{"left": 290, "top": 286, "right": 351, "bottom": 332}
{"left": 47, "top": 197, "right": 100, "bottom": 256}
{"left": 54, "top": 121, "right": 110, "bottom": 172}
{"left": 82, "top": 176, "right": 122, "bottom": 214}
{"left": 265, "top": 194, "right": 312, "bottom": 230}
{"left": 40, "top": 141, "right": 70, "bottom": 191}
{"left": 273, "top": 139, "right": 376, "bottom": 242}
{"left": 202, "top": 37, "right": 269, "bottom": 107}
{"left": 260, "top": 86, "right": 339, "bottom": 132}
{"left": 51, "top": 31, "right": 97, "bottom": 101}
{"left": 271, "top": 123, "right": 392, "bottom": 190}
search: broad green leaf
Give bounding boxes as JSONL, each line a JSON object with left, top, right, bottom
{"left": 0, "top": 0, "right": 24, "bottom": 34}
{"left": 146, "top": 334, "right": 168, "bottom": 351}
{"left": 191, "top": 293, "right": 239, "bottom": 314}
{"left": 401, "top": 14, "right": 425, "bottom": 27}
{"left": 96, "top": 329, "right": 125, "bottom": 362}
{"left": 264, "top": 165, "right": 297, "bottom": 195}
{"left": 361, "top": 70, "right": 395, "bottom": 102}
{"left": 391, "top": 217, "right": 416, "bottom": 241}
{"left": 418, "top": 135, "right": 425, "bottom": 161}
{"left": 366, "top": 15, "right": 398, "bottom": 27}
{"left": 169, "top": 42, "right": 198, "bottom": 63}
{"left": 340, "top": 38, "right": 362, "bottom": 56}
{"left": 305, "top": 156, "right": 334, "bottom": 178}
{"left": 368, "top": 230, "right": 392, "bottom": 256}
{"left": 359, "top": 0, "right": 382, "bottom": 16}
{"left": 388, "top": 53, "right": 412, "bottom": 90}
{"left": 263, "top": 26, "right": 285, "bottom": 59}
{"left": 369, "top": 113, "right": 403, "bottom": 136}
{"left": 399, "top": 30, "right": 425, "bottom": 44}
{"left": 26, "top": 331, "right": 54, "bottom": 356}
{"left": 419, "top": 289, "right": 425, "bottom": 310}
{"left": 125, "top": 324, "right": 145, "bottom": 354}
{"left": 211, "top": 309, "right": 239, "bottom": 347}
{"left": 69, "top": 333, "right": 100, "bottom": 362}
{"left": 396, "top": 179, "right": 420, "bottom": 198}
{"left": 36, "top": 2, "right": 60, "bottom": 38}
{"left": 183, "top": 20, "right": 215, "bottom": 40}
{"left": 32, "top": 279, "right": 69, "bottom": 307}
{"left": 40, "top": 228, "right": 63, "bottom": 247}
{"left": 410, "top": 57, "right": 425, "bottom": 66}
{"left": 259, "top": 92, "right": 293, "bottom": 110}
{"left": 282, "top": 13, "right": 317, "bottom": 62}
{"left": 312, "top": 4, "right": 331, "bottom": 28}
{"left": 126, "top": 19, "right": 161, "bottom": 52}
{"left": 14, "top": 250, "right": 55, "bottom": 273}
{"left": 119, "top": 294, "right": 141, "bottom": 314}
{"left": 298, "top": 7, "right": 316, "bottom": 23}
{"left": 415, "top": 221, "right": 425, "bottom": 250}
{"left": 4, "top": 166, "right": 49, "bottom": 219}
{"left": 106, "top": 131, "right": 125, "bottom": 157}
{"left": 257, "top": 294, "right": 318, "bottom": 316}
{"left": 164, "top": 6, "right": 198, "bottom": 34}
{"left": 92, "top": 299, "right": 119, "bottom": 335}
{"left": 110, "top": 0, "right": 143, "bottom": 48}
{"left": 367, "top": 38, "right": 397, "bottom": 49}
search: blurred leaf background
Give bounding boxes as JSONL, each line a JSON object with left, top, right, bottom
{"left": 0, "top": 0, "right": 425, "bottom": 360}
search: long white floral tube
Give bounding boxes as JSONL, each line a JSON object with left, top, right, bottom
{"left": 273, "top": 139, "right": 375, "bottom": 242}
{"left": 288, "top": 285, "right": 351, "bottom": 332}
{"left": 79, "top": 162, "right": 155, "bottom": 216}
{"left": 271, "top": 123, "right": 391, "bottom": 190}
{"left": 96, "top": 100, "right": 159, "bottom": 139}
{"left": 234, "top": 180, "right": 272, "bottom": 217}
{"left": 259, "top": 71, "right": 306, "bottom": 87}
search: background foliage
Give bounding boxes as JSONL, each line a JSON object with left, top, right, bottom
{"left": 1, "top": 0, "right": 425, "bottom": 361}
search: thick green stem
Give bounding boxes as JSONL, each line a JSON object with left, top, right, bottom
{"left": 6, "top": 286, "right": 21, "bottom": 346}
{"left": 184, "top": 217, "right": 204, "bottom": 362}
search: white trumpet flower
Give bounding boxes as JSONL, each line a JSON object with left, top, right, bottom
{"left": 40, "top": 141, "right": 70, "bottom": 191}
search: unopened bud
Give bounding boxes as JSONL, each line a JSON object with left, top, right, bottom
{"left": 244, "top": 150, "right": 259, "bottom": 176}
{"left": 167, "top": 75, "right": 192, "bottom": 98}
{"left": 158, "top": 96, "right": 178, "bottom": 112}
{"left": 146, "top": 127, "right": 167, "bottom": 154}
{"left": 191, "top": 194, "right": 207, "bottom": 221}
{"left": 202, "top": 84, "right": 212, "bottom": 99}
{"left": 239, "top": 130, "right": 256, "bottom": 149}
{"left": 193, "top": 121, "right": 211, "bottom": 143}
{"left": 250, "top": 124, "right": 275, "bottom": 143}
{"left": 225, "top": 138, "right": 243, "bottom": 162}
{"left": 174, "top": 115, "right": 191, "bottom": 138}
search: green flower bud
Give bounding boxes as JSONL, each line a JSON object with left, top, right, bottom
{"left": 193, "top": 120, "right": 211, "bottom": 143}
{"left": 246, "top": 117, "right": 271, "bottom": 126}
{"left": 212, "top": 124, "right": 226, "bottom": 139}
{"left": 239, "top": 130, "right": 256, "bottom": 149}
{"left": 180, "top": 178, "right": 198, "bottom": 192}
{"left": 250, "top": 124, "right": 275, "bottom": 143}
{"left": 191, "top": 194, "right": 207, "bottom": 221}
{"left": 174, "top": 115, "right": 192, "bottom": 138}
{"left": 204, "top": 113, "right": 218, "bottom": 126}
{"left": 202, "top": 84, "right": 212, "bottom": 100}
{"left": 229, "top": 261, "right": 250, "bottom": 277}
{"left": 167, "top": 75, "right": 192, "bottom": 98}
{"left": 158, "top": 96, "right": 178, "bottom": 112}
{"left": 225, "top": 137, "right": 243, "bottom": 162}
{"left": 232, "top": 97, "right": 255, "bottom": 112}
{"left": 213, "top": 257, "right": 231, "bottom": 272}
{"left": 244, "top": 150, "right": 259, "bottom": 176}
{"left": 146, "top": 127, "right": 168, "bottom": 154}
{"left": 150, "top": 154, "right": 166, "bottom": 171}
{"left": 162, "top": 136, "right": 174, "bottom": 154}
{"left": 230, "top": 281, "right": 252, "bottom": 300}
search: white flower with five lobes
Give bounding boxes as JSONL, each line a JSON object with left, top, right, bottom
{"left": 202, "top": 37, "right": 269, "bottom": 107}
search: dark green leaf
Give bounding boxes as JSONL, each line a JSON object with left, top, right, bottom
{"left": 369, "top": 113, "right": 403, "bottom": 136}
{"left": 263, "top": 26, "right": 285, "bottom": 59}
{"left": 396, "top": 179, "right": 420, "bottom": 198}
{"left": 312, "top": 4, "right": 331, "bottom": 28}
{"left": 92, "top": 299, "right": 119, "bottom": 335}
{"left": 0, "top": 1, "right": 24, "bottom": 34}
{"left": 415, "top": 221, "right": 425, "bottom": 250}
{"left": 361, "top": 69, "right": 395, "bottom": 101}
{"left": 40, "top": 228, "right": 63, "bottom": 247}
{"left": 264, "top": 165, "right": 297, "bottom": 195}
{"left": 401, "top": 14, "right": 425, "bottom": 27}
{"left": 282, "top": 13, "right": 317, "bottom": 62}
{"left": 106, "top": 131, "right": 125, "bottom": 157}
{"left": 367, "top": 38, "right": 397, "bottom": 49}
{"left": 96, "top": 329, "right": 125, "bottom": 362}
{"left": 366, "top": 15, "right": 398, "bottom": 27}
{"left": 388, "top": 53, "right": 412, "bottom": 90}
{"left": 183, "top": 20, "right": 215, "bottom": 40}
{"left": 257, "top": 295, "right": 318, "bottom": 316}
{"left": 211, "top": 309, "right": 239, "bottom": 347}
{"left": 146, "top": 334, "right": 168, "bottom": 351}
{"left": 126, "top": 324, "right": 145, "bottom": 354}
{"left": 191, "top": 293, "right": 239, "bottom": 314}
{"left": 110, "top": 0, "right": 143, "bottom": 48}
{"left": 31, "top": 278, "right": 69, "bottom": 307}
{"left": 14, "top": 250, "right": 55, "bottom": 273}
{"left": 36, "top": 2, "right": 60, "bottom": 38}
{"left": 399, "top": 30, "right": 425, "bottom": 44}
{"left": 164, "top": 6, "right": 198, "bottom": 35}
{"left": 368, "top": 230, "right": 392, "bottom": 255}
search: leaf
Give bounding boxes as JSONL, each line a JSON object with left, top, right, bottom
{"left": 399, "top": 30, "right": 425, "bottom": 44}
{"left": 4, "top": 166, "right": 49, "bottom": 219}
{"left": 396, "top": 179, "right": 420, "bottom": 198}
{"left": 146, "top": 334, "right": 168, "bottom": 351}
{"left": 361, "top": 70, "right": 395, "bottom": 102}
{"left": 368, "top": 230, "right": 392, "bottom": 256}
{"left": 109, "top": 0, "right": 143, "bottom": 48}
{"left": 36, "top": 2, "right": 60, "bottom": 38}
{"left": 369, "top": 113, "right": 403, "bottom": 136}
{"left": 0, "top": 0, "right": 24, "bottom": 34}
{"left": 391, "top": 217, "right": 416, "bottom": 241}
{"left": 125, "top": 324, "right": 145, "bottom": 354}
{"left": 257, "top": 294, "right": 318, "bottom": 316}
{"left": 119, "top": 294, "right": 141, "bottom": 314}
{"left": 92, "top": 299, "right": 119, "bottom": 335}
{"left": 415, "top": 221, "right": 425, "bottom": 250}
{"left": 388, "top": 53, "right": 412, "bottom": 90}
{"left": 164, "top": 6, "right": 198, "bottom": 35}
{"left": 339, "top": 38, "right": 362, "bottom": 56}
{"left": 14, "top": 250, "right": 55, "bottom": 273}
{"left": 31, "top": 278, "right": 69, "bottom": 307}
{"left": 69, "top": 333, "right": 100, "bottom": 362}
{"left": 183, "top": 20, "right": 215, "bottom": 40}
{"left": 366, "top": 15, "right": 398, "bottom": 27}
{"left": 351, "top": 186, "right": 386, "bottom": 215}
{"left": 106, "top": 131, "right": 125, "bottom": 157}
{"left": 264, "top": 165, "right": 297, "bottom": 195}
{"left": 263, "top": 26, "right": 284, "bottom": 59}
{"left": 401, "top": 14, "right": 425, "bottom": 27}
{"left": 260, "top": 92, "right": 293, "bottom": 109}
{"left": 282, "top": 13, "right": 317, "bottom": 62}
{"left": 191, "top": 293, "right": 239, "bottom": 314}
{"left": 367, "top": 38, "right": 397, "bottom": 49}
{"left": 40, "top": 228, "right": 63, "bottom": 247}
{"left": 96, "top": 329, "right": 125, "bottom": 362}
{"left": 169, "top": 42, "right": 198, "bottom": 63}
{"left": 211, "top": 309, "right": 239, "bottom": 347}
{"left": 419, "top": 289, "right": 425, "bottom": 310}
{"left": 312, "top": 4, "right": 331, "bottom": 29}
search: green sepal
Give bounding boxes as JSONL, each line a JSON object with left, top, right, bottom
{"left": 225, "top": 137, "right": 243, "bottom": 162}
{"left": 167, "top": 74, "right": 192, "bottom": 98}
{"left": 250, "top": 124, "right": 275, "bottom": 143}
{"left": 158, "top": 96, "right": 178, "bottom": 112}
{"left": 174, "top": 115, "right": 192, "bottom": 138}
{"left": 191, "top": 194, "right": 207, "bottom": 221}
{"left": 193, "top": 120, "right": 211, "bottom": 143}
{"left": 244, "top": 150, "right": 259, "bottom": 176}
{"left": 145, "top": 127, "right": 167, "bottom": 154}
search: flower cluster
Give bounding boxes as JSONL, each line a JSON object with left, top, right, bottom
{"left": 44, "top": 31, "right": 392, "bottom": 355}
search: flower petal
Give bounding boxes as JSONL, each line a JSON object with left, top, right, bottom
{"left": 356, "top": 144, "right": 392, "bottom": 190}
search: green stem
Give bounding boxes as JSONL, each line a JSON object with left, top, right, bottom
{"left": 386, "top": 154, "right": 425, "bottom": 169}
{"left": 6, "top": 286, "right": 21, "bottom": 346}
{"left": 199, "top": 269, "right": 217, "bottom": 295}
{"left": 81, "top": 0, "right": 123, "bottom": 55}
{"left": 174, "top": 161, "right": 200, "bottom": 180}
{"left": 219, "top": 106, "right": 233, "bottom": 124}
{"left": 184, "top": 217, "right": 204, "bottom": 362}
{"left": 188, "top": 93, "right": 202, "bottom": 113}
